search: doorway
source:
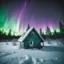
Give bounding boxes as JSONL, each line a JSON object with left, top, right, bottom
{"left": 29, "top": 41, "right": 34, "bottom": 48}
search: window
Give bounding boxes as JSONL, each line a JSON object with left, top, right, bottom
{"left": 31, "top": 31, "right": 34, "bottom": 35}
{"left": 41, "top": 42, "right": 43, "bottom": 46}
{"left": 30, "top": 41, "right": 32, "bottom": 44}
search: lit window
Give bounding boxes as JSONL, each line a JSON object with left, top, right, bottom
{"left": 41, "top": 42, "right": 43, "bottom": 46}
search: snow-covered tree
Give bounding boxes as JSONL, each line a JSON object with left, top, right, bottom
{"left": 46, "top": 27, "right": 51, "bottom": 36}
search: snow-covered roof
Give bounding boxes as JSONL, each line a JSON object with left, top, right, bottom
{"left": 18, "top": 27, "right": 44, "bottom": 42}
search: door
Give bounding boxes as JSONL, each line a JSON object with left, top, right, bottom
{"left": 29, "top": 41, "right": 34, "bottom": 48}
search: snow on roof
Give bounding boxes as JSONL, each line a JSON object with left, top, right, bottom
{"left": 18, "top": 27, "right": 44, "bottom": 42}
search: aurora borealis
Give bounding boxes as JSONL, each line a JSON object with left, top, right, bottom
{"left": 0, "top": 0, "right": 64, "bottom": 35}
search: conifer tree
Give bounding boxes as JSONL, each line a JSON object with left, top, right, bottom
{"left": 26, "top": 24, "right": 30, "bottom": 31}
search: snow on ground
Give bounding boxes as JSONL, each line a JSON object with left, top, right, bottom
{"left": 0, "top": 49, "right": 64, "bottom": 64}
{"left": 44, "top": 39, "right": 64, "bottom": 46}
{"left": 0, "top": 39, "right": 64, "bottom": 64}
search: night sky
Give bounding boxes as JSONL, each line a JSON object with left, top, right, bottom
{"left": 0, "top": 0, "right": 64, "bottom": 35}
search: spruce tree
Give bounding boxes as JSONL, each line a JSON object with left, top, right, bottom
{"left": 26, "top": 24, "right": 30, "bottom": 31}
{"left": 8, "top": 29, "right": 11, "bottom": 36}
{"left": 40, "top": 28, "right": 43, "bottom": 36}
{"left": 46, "top": 27, "right": 51, "bottom": 36}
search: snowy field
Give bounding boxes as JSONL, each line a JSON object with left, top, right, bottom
{"left": 0, "top": 39, "right": 64, "bottom": 64}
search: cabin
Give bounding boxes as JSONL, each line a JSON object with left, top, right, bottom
{"left": 18, "top": 27, "right": 44, "bottom": 49}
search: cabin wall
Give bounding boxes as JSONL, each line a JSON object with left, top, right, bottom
{"left": 23, "top": 29, "right": 43, "bottom": 48}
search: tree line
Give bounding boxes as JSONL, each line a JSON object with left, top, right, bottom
{"left": 0, "top": 21, "right": 64, "bottom": 40}
{"left": 27, "top": 21, "right": 64, "bottom": 39}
